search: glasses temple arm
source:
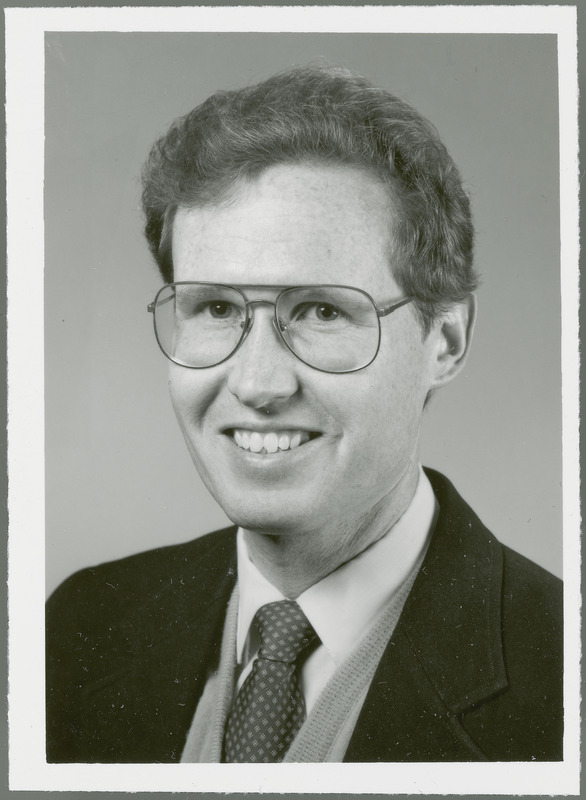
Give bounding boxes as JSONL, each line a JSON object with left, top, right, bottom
{"left": 147, "top": 293, "right": 176, "bottom": 313}
{"left": 376, "top": 297, "right": 413, "bottom": 317}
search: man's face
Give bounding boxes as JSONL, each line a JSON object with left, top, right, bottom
{"left": 170, "top": 164, "right": 447, "bottom": 543}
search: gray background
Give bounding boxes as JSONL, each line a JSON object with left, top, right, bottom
{"left": 45, "top": 32, "right": 561, "bottom": 596}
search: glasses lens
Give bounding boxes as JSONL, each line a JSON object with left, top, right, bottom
{"left": 276, "top": 286, "right": 380, "bottom": 372}
{"left": 153, "top": 283, "right": 247, "bottom": 368}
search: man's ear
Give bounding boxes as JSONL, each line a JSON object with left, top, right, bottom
{"left": 430, "top": 294, "right": 477, "bottom": 389}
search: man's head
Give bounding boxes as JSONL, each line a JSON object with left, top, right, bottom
{"left": 142, "top": 65, "right": 477, "bottom": 335}
{"left": 142, "top": 66, "right": 477, "bottom": 571}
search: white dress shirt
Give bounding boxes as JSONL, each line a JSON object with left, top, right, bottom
{"left": 235, "top": 466, "right": 439, "bottom": 714}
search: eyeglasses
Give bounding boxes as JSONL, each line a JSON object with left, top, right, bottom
{"left": 147, "top": 282, "right": 412, "bottom": 374}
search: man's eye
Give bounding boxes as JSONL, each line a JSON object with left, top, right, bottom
{"left": 188, "top": 300, "right": 236, "bottom": 319}
{"left": 207, "top": 301, "right": 234, "bottom": 318}
{"left": 315, "top": 303, "right": 340, "bottom": 322}
{"left": 293, "top": 302, "right": 344, "bottom": 322}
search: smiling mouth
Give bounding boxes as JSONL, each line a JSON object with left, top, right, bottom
{"left": 225, "top": 428, "right": 321, "bottom": 454}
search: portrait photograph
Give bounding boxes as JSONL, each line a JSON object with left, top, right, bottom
{"left": 6, "top": 5, "right": 580, "bottom": 796}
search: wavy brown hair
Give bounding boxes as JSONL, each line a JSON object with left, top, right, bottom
{"left": 142, "top": 65, "right": 478, "bottom": 333}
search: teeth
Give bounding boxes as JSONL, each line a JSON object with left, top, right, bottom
{"left": 249, "top": 432, "right": 264, "bottom": 453}
{"left": 231, "top": 429, "right": 312, "bottom": 454}
{"left": 264, "top": 433, "right": 279, "bottom": 454}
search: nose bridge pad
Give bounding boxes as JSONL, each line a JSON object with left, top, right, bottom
{"left": 273, "top": 314, "right": 287, "bottom": 340}
{"left": 240, "top": 314, "right": 252, "bottom": 335}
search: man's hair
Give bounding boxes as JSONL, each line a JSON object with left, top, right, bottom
{"left": 142, "top": 65, "right": 478, "bottom": 332}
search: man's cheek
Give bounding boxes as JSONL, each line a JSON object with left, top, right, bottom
{"left": 169, "top": 375, "right": 216, "bottom": 425}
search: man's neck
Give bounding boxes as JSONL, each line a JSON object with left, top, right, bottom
{"left": 241, "top": 463, "right": 420, "bottom": 599}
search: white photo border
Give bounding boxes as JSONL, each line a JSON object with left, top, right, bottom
{"left": 6, "top": 5, "right": 580, "bottom": 795}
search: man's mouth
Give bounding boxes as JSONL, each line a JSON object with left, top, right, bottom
{"left": 225, "top": 428, "right": 320, "bottom": 454}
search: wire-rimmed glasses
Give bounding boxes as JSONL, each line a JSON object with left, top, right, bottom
{"left": 147, "top": 282, "right": 412, "bottom": 374}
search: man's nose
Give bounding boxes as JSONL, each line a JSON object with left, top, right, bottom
{"left": 226, "top": 308, "right": 300, "bottom": 409}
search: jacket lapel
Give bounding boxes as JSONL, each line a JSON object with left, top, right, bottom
{"left": 345, "top": 470, "right": 508, "bottom": 762}
{"left": 80, "top": 528, "right": 238, "bottom": 762}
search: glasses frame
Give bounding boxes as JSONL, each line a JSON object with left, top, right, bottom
{"left": 147, "top": 282, "right": 413, "bottom": 374}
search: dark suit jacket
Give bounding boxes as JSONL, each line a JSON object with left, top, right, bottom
{"left": 46, "top": 469, "right": 563, "bottom": 762}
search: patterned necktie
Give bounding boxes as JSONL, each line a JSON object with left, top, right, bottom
{"left": 223, "top": 600, "right": 318, "bottom": 763}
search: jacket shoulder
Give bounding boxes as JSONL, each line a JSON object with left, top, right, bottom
{"left": 46, "top": 526, "right": 237, "bottom": 762}
{"left": 501, "top": 542, "right": 562, "bottom": 611}
{"left": 47, "top": 526, "right": 237, "bottom": 617}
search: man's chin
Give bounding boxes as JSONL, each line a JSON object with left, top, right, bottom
{"left": 218, "top": 497, "right": 311, "bottom": 537}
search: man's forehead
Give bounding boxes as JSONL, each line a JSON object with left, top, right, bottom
{"left": 173, "top": 163, "right": 394, "bottom": 245}
{"left": 171, "top": 165, "right": 399, "bottom": 295}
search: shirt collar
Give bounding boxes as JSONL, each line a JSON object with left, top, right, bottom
{"left": 236, "top": 466, "right": 438, "bottom": 666}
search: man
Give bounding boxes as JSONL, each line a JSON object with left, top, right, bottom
{"left": 46, "top": 66, "right": 562, "bottom": 763}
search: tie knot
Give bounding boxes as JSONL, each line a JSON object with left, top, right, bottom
{"left": 254, "top": 600, "right": 317, "bottom": 664}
